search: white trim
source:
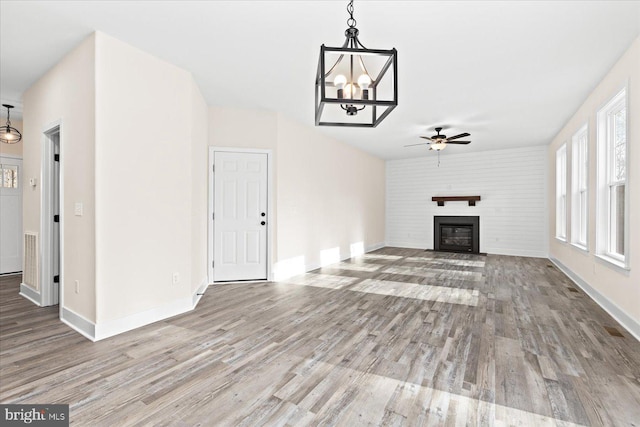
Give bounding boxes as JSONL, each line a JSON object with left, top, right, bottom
{"left": 549, "top": 257, "right": 639, "bottom": 342}
{"left": 0, "top": 153, "right": 23, "bottom": 160}
{"left": 274, "top": 242, "right": 385, "bottom": 281}
{"left": 594, "top": 253, "right": 630, "bottom": 273}
{"left": 208, "top": 147, "right": 273, "bottom": 284}
{"left": 40, "top": 120, "right": 63, "bottom": 308}
{"left": 192, "top": 277, "right": 209, "bottom": 308}
{"left": 595, "top": 84, "right": 630, "bottom": 269}
{"left": 570, "top": 123, "right": 589, "bottom": 249}
{"left": 94, "top": 296, "right": 193, "bottom": 341}
{"left": 569, "top": 242, "right": 589, "bottom": 253}
{"left": 61, "top": 306, "right": 96, "bottom": 341}
{"left": 19, "top": 283, "right": 42, "bottom": 306}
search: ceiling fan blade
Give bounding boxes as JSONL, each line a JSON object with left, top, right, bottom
{"left": 404, "top": 142, "right": 430, "bottom": 147}
{"left": 446, "top": 132, "right": 470, "bottom": 141}
{"left": 446, "top": 141, "right": 471, "bottom": 144}
{"left": 419, "top": 136, "right": 434, "bottom": 140}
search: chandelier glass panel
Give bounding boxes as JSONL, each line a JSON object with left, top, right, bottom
{"left": 315, "top": 0, "right": 397, "bottom": 127}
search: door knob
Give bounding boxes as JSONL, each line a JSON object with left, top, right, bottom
{"left": 261, "top": 221, "right": 266, "bottom": 226}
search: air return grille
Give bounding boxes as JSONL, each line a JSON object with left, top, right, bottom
{"left": 23, "top": 232, "right": 38, "bottom": 290}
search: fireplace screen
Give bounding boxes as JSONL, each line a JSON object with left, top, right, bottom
{"left": 434, "top": 216, "right": 480, "bottom": 254}
{"left": 440, "top": 226, "right": 473, "bottom": 250}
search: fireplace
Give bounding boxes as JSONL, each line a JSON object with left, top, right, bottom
{"left": 434, "top": 216, "right": 479, "bottom": 254}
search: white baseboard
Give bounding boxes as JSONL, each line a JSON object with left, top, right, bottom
{"left": 486, "top": 247, "right": 548, "bottom": 258}
{"left": 94, "top": 296, "right": 193, "bottom": 341}
{"left": 61, "top": 306, "right": 96, "bottom": 341}
{"left": 192, "top": 278, "right": 209, "bottom": 308}
{"left": 274, "top": 242, "right": 387, "bottom": 281}
{"left": 19, "top": 283, "right": 41, "bottom": 306}
{"left": 550, "top": 257, "right": 640, "bottom": 342}
{"left": 365, "top": 242, "right": 385, "bottom": 252}
{"left": 384, "top": 242, "right": 427, "bottom": 250}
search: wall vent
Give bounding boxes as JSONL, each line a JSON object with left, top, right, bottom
{"left": 23, "top": 232, "right": 39, "bottom": 290}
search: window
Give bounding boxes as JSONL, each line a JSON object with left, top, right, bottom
{"left": 556, "top": 144, "right": 567, "bottom": 241}
{"left": 596, "top": 88, "right": 628, "bottom": 267}
{"left": 1, "top": 164, "right": 19, "bottom": 189}
{"left": 571, "top": 124, "right": 588, "bottom": 249}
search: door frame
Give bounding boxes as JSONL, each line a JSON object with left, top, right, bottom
{"left": 208, "top": 147, "right": 273, "bottom": 284}
{"left": 41, "top": 120, "right": 63, "bottom": 308}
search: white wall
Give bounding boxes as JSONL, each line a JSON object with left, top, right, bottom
{"left": 548, "top": 37, "right": 640, "bottom": 338}
{"left": 94, "top": 32, "right": 193, "bottom": 324}
{"left": 275, "top": 113, "right": 386, "bottom": 277}
{"left": 386, "top": 145, "right": 548, "bottom": 257}
{"left": 22, "top": 34, "right": 96, "bottom": 320}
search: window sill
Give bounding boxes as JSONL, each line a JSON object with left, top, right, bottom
{"left": 595, "top": 253, "right": 630, "bottom": 273}
{"left": 570, "top": 243, "right": 589, "bottom": 253}
{"left": 555, "top": 237, "right": 567, "bottom": 243}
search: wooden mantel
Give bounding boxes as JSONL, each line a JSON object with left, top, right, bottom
{"left": 432, "top": 196, "right": 481, "bottom": 206}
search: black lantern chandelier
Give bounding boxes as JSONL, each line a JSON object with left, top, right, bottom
{"left": 1, "top": 104, "right": 22, "bottom": 144}
{"left": 315, "top": 0, "right": 398, "bottom": 127}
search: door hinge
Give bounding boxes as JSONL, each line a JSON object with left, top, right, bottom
{"left": 212, "top": 212, "right": 215, "bottom": 220}
{"left": 212, "top": 261, "right": 214, "bottom": 268}
{"left": 53, "top": 215, "right": 60, "bottom": 223}
{"left": 212, "top": 164, "right": 215, "bottom": 172}
{"left": 54, "top": 154, "right": 60, "bottom": 162}
{"left": 53, "top": 275, "right": 60, "bottom": 283}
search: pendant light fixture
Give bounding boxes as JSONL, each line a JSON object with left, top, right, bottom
{"left": 315, "top": 0, "right": 398, "bottom": 127}
{"left": 1, "top": 104, "right": 22, "bottom": 144}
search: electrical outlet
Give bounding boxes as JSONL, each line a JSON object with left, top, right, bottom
{"left": 172, "top": 272, "right": 180, "bottom": 285}
{"left": 75, "top": 280, "right": 80, "bottom": 294}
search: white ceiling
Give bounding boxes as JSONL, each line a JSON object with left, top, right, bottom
{"left": 1, "top": 1, "right": 639, "bottom": 159}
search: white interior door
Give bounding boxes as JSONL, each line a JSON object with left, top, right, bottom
{"left": 213, "top": 151, "right": 268, "bottom": 281}
{"left": 0, "top": 156, "right": 23, "bottom": 274}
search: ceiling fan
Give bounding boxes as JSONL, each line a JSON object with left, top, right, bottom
{"left": 405, "top": 127, "right": 471, "bottom": 151}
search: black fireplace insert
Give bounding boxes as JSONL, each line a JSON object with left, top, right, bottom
{"left": 434, "top": 216, "right": 480, "bottom": 254}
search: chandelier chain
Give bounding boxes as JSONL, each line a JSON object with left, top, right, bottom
{"left": 346, "top": 0, "right": 356, "bottom": 28}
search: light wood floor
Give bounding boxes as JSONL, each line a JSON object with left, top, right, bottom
{"left": 1, "top": 248, "right": 640, "bottom": 426}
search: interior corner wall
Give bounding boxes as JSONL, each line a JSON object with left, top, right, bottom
{"left": 386, "top": 146, "right": 548, "bottom": 258}
{"left": 275, "top": 113, "right": 385, "bottom": 278}
{"left": 22, "top": 34, "right": 97, "bottom": 321}
{"left": 94, "top": 32, "right": 193, "bottom": 324}
{"left": 0, "top": 119, "right": 23, "bottom": 157}
{"left": 548, "top": 37, "right": 640, "bottom": 332}
{"left": 190, "top": 78, "right": 209, "bottom": 293}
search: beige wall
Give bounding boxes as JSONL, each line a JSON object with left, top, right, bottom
{"left": 22, "top": 34, "right": 96, "bottom": 320}
{"left": 94, "top": 32, "right": 193, "bottom": 322}
{"left": 548, "top": 37, "right": 640, "bottom": 328}
{"left": 275, "top": 113, "right": 385, "bottom": 276}
{"left": 208, "top": 106, "right": 386, "bottom": 280}
{"left": 0, "top": 119, "right": 23, "bottom": 157}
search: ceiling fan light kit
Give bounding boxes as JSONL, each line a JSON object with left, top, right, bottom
{"left": 315, "top": 0, "right": 398, "bottom": 127}
{"left": 404, "top": 127, "right": 472, "bottom": 166}
{"left": 1, "top": 104, "right": 22, "bottom": 144}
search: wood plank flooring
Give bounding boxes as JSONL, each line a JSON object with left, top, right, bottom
{"left": 1, "top": 248, "right": 640, "bottom": 426}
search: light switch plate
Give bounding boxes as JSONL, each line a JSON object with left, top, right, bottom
{"left": 74, "top": 202, "right": 83, "bottom": 216}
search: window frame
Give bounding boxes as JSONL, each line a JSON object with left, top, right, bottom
{"left": 596, "top": 86, "right": 630, "bottom": 270}
{"left": 570, "top": 123, "right": 589, "bottom": 250}
{"left": 555, "top": 143, "right": 568, "bottom": 242}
